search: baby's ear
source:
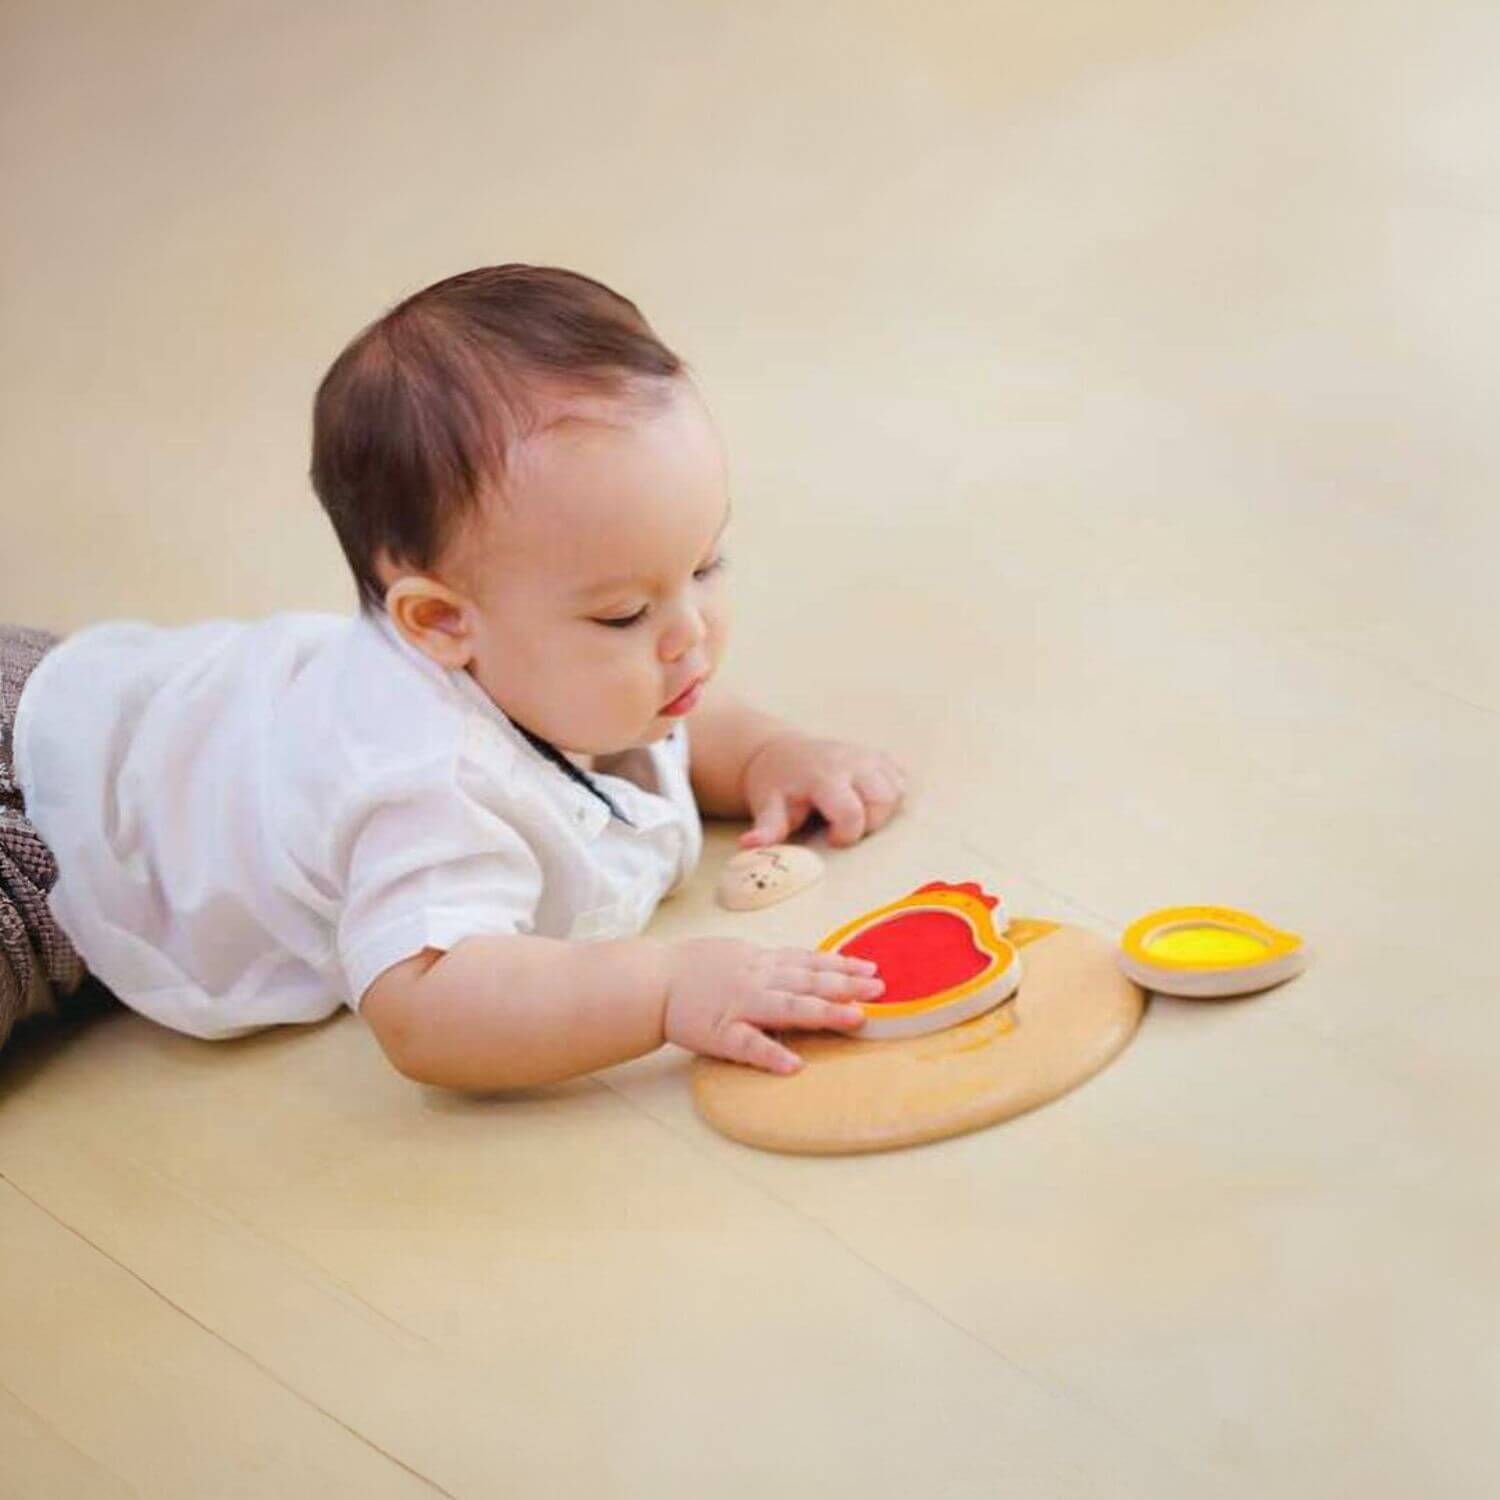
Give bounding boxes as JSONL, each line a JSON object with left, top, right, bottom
{"left": 385, "top": 577, "right": 476, "bottom": 670}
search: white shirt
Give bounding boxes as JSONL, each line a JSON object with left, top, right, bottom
{"left": 12, "top": 608, "right": 703, "bottom": 1039}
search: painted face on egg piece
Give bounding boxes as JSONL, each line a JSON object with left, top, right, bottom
{"left": 726, "top": 848, "right": 793, "bottom": 897}
{"left": 717, "top": 844, "right": 825, "bottom": 910}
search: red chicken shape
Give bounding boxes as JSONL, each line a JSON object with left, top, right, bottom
{"left": 816, "top": 881, "right": 1021, "bottom": 1039}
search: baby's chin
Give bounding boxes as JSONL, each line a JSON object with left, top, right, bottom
{"left": 631, "top": 715, "right": 682, "bottom": 746}
{"left": 565, "top": 714, "right": 679, "bottom": 757}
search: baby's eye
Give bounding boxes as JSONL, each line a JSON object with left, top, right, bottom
{"left": 592, "top": 556, "right": 726, "bottom": 628}
{"left": 594, "top": 607, "right": 648, "bottom": 629}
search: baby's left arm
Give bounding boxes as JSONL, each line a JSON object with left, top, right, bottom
{"left": 686, "top": 682, "right": 909, "bottom": 850}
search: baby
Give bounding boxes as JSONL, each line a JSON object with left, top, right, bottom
{"left": 1, "top": 264, "right": 908, "bottom": 1087}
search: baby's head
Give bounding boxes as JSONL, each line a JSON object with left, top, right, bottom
{"left": 310, "top": 265, "right": 731, "bottom": 756}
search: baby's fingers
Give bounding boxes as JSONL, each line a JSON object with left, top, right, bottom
{"left": 759, "top": 989, "right": 869, "bottom": 1033}
{"left": 771, "top": 964, "right": 885, "bottom": 1002}
{"left": 775, "top": 947, "right": 878, "bottom": 977}
{"left": 719, "top": 1019, "right": 805, "bottom": 1075}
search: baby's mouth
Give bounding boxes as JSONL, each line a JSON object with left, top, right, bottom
{"left": 660, "top": 676, "right": 707, "bottom": 715}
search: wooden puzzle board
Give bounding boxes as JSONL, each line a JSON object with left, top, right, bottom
{"left": 691, "top": 919, "right": 1146, "bottom": 1155}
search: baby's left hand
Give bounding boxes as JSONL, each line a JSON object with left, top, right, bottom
{"left": 739, "top": 733, "right": 910, "bottom": 850}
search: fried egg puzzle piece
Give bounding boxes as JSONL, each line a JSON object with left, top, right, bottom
{"left": 1118, "top": 904, "right": 1308, "bottom": 997}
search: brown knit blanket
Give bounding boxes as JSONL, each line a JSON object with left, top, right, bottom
{"left": 1, "top": 625, "right": 88, "bottom": 1050}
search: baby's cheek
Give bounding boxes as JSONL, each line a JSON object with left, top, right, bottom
{"left": 616, "top": 650, "right": 663, "bottom": 712}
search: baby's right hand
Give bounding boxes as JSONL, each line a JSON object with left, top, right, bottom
{"left": 663, "top": 938, "right": 882, "bottom": 1075}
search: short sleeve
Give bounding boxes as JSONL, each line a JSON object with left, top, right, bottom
{"left": 336, "top": 760, "right": 545, "bottom": 1008}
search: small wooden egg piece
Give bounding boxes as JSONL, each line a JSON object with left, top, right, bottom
{"left": 716, "top": 844, "right": 825, "bottom": 911}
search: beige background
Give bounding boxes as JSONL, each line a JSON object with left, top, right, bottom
{"left": 3, "top": 2, "right": 1497, "bottom": 1495}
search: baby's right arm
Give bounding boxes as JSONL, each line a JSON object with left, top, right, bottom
{"left": 361, "top": 933, "right": 884, "bottom": 1092}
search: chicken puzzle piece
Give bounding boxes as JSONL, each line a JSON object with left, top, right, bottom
{"left": 816, "top": 880, "right": 1021, "bottom": 1039}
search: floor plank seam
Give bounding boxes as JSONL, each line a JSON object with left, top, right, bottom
{"left": 593, "top": 1078, "right": 1245, "bottom": 1497}
{"left": 953, "top": 837, "right": 1122, "bottom": 931}
{"left": 1306, "top": 636, "right": 1500, "bottom": 720}
{"left": 0, "top": 1171, "right": 457, "bottom": 1499}
{"left": 2, "top": 1114, "right": 446, "bottom": 1356}
{"left": 125, "top": 1148, "right": 444, "bottom": 1354}
{"left": 0, "top": 1373, "right": 139, "bottom": 1498}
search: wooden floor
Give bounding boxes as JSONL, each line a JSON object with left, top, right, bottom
{"left": 3, "top": 2, "right": 1497, "bottom": 1495}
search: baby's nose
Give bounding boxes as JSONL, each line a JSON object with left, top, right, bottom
{"left": 659, "top": 607, "right": 709, "bottom": 661}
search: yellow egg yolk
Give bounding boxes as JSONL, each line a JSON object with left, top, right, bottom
{"left": 1143, "top": 925, "right": 1269, "bottom": 966}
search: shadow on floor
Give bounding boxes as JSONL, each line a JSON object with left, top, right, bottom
{"left": 0, "top": 975, "right": 126, "bottom": 1100}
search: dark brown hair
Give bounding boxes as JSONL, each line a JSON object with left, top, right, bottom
{"left": 310, "top": 264, "right": 688, "bottom": 613}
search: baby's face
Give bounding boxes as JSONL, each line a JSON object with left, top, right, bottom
{"left": 438, "top": 378, "right": 732, "bottom": 755}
